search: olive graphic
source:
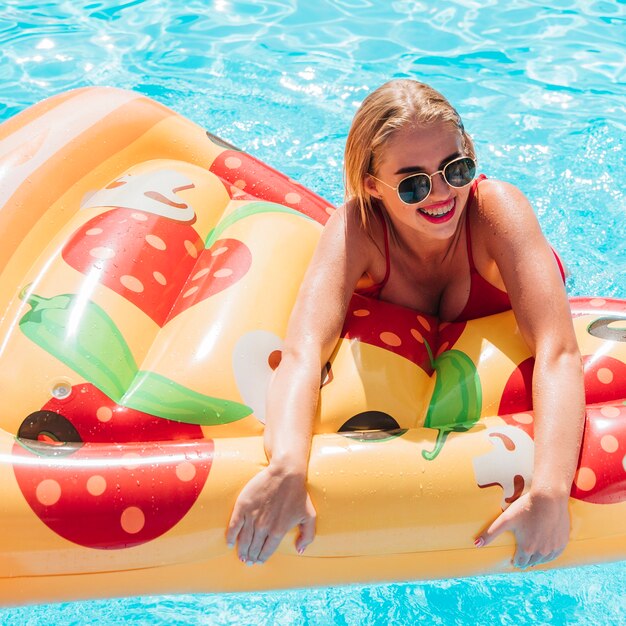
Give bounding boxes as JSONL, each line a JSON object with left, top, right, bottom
{"left": 339, "top": 411, "right": 406, "bottom": 441}
{"left": 588, "top": 317, "right": 626, "bottom": 342}
{"left": 16, "top": 410, "right": 83, "bottom": 457}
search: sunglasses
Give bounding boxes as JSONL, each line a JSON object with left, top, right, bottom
{"left": 370, "top": 156, "right": 477, "bottom": 205}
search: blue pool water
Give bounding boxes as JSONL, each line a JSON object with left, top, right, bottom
{"left": 1, "top": 0, "right": 625, "bottom": 623}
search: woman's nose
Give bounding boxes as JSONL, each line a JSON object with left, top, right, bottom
{"left": 428, "top": 171, "right": 449, "bottom": 198}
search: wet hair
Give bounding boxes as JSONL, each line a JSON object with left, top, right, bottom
{"left": 343, "top": 79, "right": 476, "bottom": 231}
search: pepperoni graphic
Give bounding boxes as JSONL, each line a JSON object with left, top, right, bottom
{"left": 63, "top": 208, "right": 251, "bottom": 326}
{"left": 498, "top": 357, "right": 534, "bottom": 426}
{"left": 13, "top": 437, "right": 213, "bottom": 549}
{"left": 569, "top": 403, "right": 626, "bottom": 504}
{"left": 209, "top": 148, "right": 332, "bottom": 224}
{"left": 499, "top": 354, "right": 626, "bottom": 422}
{"left": 343, "top": 294, "right": 438, "bottom": 374}
{"left": 12, "top": 383, "right": 213, "bottom": 549}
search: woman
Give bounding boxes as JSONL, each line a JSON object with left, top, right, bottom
{"left": 226, "top": 79, "right": 585, "bottom": 570}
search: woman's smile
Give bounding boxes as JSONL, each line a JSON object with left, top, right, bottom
{"left": 417, "top": 197, "right": 456, "bottom": 223}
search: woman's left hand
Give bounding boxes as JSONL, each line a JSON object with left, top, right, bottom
{"left": 475, "top": 491, "right": 570, "bottom": 569}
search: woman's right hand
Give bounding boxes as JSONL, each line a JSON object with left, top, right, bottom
{"left": 226, "top": 463, "right": 316, "bottom": 565}
{"left": 223, "top": 207, "right": 365, "bottom": 566}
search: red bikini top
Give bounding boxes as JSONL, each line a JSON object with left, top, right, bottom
{"left": 354, "top": 176, "right": 566, "bottom": 321}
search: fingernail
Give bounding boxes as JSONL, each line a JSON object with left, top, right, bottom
{"left": 297, "top": 547, "right": 305, "bottom": 555}
{"left": 474, "top": 538, "right": 484, "bottom": 548}
{"left": 246, "top": 561, "right": 254, "bottom": 566}
{"left": 227, "top": 542, "right": 234, "bottom": 549}
{"left": 239, "top": 556, "right": 246, "bottom": 563}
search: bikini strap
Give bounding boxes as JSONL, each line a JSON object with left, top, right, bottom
{"left": 378, "top": 211, "right": 391, "bottom": 287}
{"left": 465, "top": 174, "right": 487, "bottom": 272}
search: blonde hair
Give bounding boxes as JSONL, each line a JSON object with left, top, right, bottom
{"left": 344, "top": 79, "right": 476, "bottom": 231}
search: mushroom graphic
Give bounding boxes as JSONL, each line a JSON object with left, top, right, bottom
{"left": 233, "top": 330, "right": 333, "bottom": 424}
{"left": 232, "top": 330, "right": 284, "bottom": 424}
{"left": 81, "top": 169, "right": 198, "bottom": 222}
{"left": 473, "top": 425, "right": 535, "bottom": 508}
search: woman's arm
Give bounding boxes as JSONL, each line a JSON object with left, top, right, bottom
{"left": 473, "top": 181, "right": 585, "bottom": 568}
{"left": 226, "top": 206, "right": 372, "bottom": 565}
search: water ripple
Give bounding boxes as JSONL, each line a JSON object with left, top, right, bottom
{"left": 0, "top": 0, "right": 625, "bottom": 623}
{"left": 2, "top": 562, "right": 626, "bottom": 624}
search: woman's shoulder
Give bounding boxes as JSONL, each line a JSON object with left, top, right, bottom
{"left": 330, "top": 199, "right": 387, "bottom": 278}
{"left": 333, "top": 199, "right": 382, "bottom": 248}
{"left": 474, "top": 178, "right": 538, "bottom": 226}
{"left": 475, "top": 178, "right": 531, "bottom": 212}
{"left": 473, "top": 177, "right": 545, "bottom": 249}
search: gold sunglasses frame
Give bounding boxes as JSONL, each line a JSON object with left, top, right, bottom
{"left": 369, "top": 156, "right": 477, "bottom": 205}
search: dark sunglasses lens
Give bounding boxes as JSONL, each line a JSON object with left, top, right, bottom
{"left": 397, "top": 174, "right": 430, "bottom": 204}
{"left": 444, "top": 158, "right": 476, "bottom": 188}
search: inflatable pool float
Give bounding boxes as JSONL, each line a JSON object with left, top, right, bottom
{"left": 0, "top": 88, "right": 625, "bottom": 606}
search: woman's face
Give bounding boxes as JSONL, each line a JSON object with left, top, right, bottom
{"left": 365, "top": 121, "right": 472, "bottom": 242}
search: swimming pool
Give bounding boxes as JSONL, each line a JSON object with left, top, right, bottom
{"left": 1, "top": 0, "right": 625, "bottom": 623}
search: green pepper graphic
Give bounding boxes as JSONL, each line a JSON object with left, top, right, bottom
{"left": 19, "top": 289, "right": 137, "bottom": 400}
{"left": 19, "top": 288, "right": 252, "bottom": 425}
{"left": 422, "top": 346, "right": 482, "bottom": 461}
{"left": 122, "top": 370, "right": 251, "bottom": 425}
